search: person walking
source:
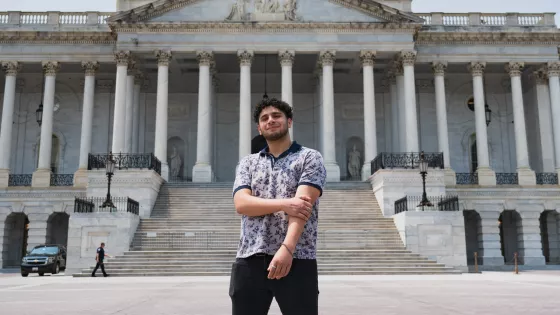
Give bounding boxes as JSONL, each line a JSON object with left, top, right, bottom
{"left": 230, "top": 98, "right": 327, "bottom": 315}
{"left": 91, "top": 242, "right": 111, "bottom": 277}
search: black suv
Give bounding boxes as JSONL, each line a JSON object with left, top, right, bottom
{"left": 21, "top": 244, "right": 67, "bottom": 277}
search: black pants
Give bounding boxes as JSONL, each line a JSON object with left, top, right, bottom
{"left": 229, "top": 254, "right": 319, "bottom": 315}
{"left": 92, "top": 262, "right": 107, "bottom": 276}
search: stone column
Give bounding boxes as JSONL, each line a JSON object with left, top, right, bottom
{"left": 279, "top": 50, "right": 295, "bottom": 139}
{"left": 154, "top": 50, "right": 172, "bottom": 181}
{"left": 238, "top": 50, "right": 253, "bottom": 160}
{"left": 210, "top": 68, "right": 218, "bottom": 181}
{"left": 112, "top": 51, "right": 130, "bottom": 155}
{"left": 519, "top": 210, "right": 546, "bottom": 265}
{"left": 394, "top": 61, "right": 406, "bottom": 152}
{"left": 124, "top": 60, "right": 136, "bottom": 154}
{"left": 32, "top": 61, "right": 60, "bottom": 187}
{"left": 26, "top": 213, "right": 50, "bottom": 252}
{"left": 468, "top": 62, "right": 496, "bottom": 186}
{"left": 193, "top": 51, "right": 214, "bottom": 182}
{"left": 506, "top": 62, "right": 536, "bottom": 185}
{"left": 547, "top": 62, "right": 560, "bottom": 176}
{"left": 432, "top": 62, "right": 456, "bottom": 185}
{"left": 315, "top": 67, "right": 324, "bottom": 153}
{"left": 401, "top": 51, "right": 419, "bottom": 152}
{"left": 388, "top": 72, "right": 399, "bottom": 152}
{"left": 478, "top": 210, "right": 505, "bottom": 266}
{"left": 74, "top": 61, "right": 99, "bottom": 187}
{"left": 533, "top": 68, "right": 554, "bottom": 172}
{"left": 319, "top": 51, "right": 340, "bottom": 182}
{"left": 0, "top": 61, "right": 20, "bottom": 187}
{"left": 360, "top": 51, "right": 377, "bottom": 180}
{"left": 132, "top": 72, "right": 143, "bottom": 154}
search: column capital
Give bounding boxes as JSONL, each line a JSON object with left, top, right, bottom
{"left": 237, "top": 50, "right": 254, "bottom": 66}
{"left": 2, "top": 61, "right": 21, "bottom": 76}
{"left": 468, "top": 62, "right": 486, "bottom": 77}
{"left": 115, "top": 51, "right": 131, "bottom": 66}
{"left": 533, "top": 67, "right": 549, "bottom": 85}
{"left": 400, "top": 50, "right": 417, "bottom": 66}
{"left": 155, "top": 50, "right": 172, "bottom": 66}
{"left": 196, "top": 51, "right": 214, "bottom": 67}
{"left": 506, "top": 62, "right": 524, "bottom": 77}
{"left": 279, "top": 50, "right": 295, "bottom": 67}
{"left": 42, "top": 61, "right": 60, "bottom": 76}
{"left": 432, "top": 62, "right": 447, "bottom": 76}
{"left": 81, "top": 61, "right": 99, "bottom": 76}
{"left": 359, "top": 50, "right": 376, "bottom": 67}
{"left": 134, "top": 71, "right": 145, "bottom": 85}
{"left": 319, "top": 51, "right": 336, "bottom": 67}
{"left": 548, "top": 61, "right": 560, "bottom": 77}
{"left": 391, "top": 58, "right": 404, "bottom": 76}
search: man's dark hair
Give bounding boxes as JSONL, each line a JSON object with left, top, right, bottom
{"left": 101, "top": 242, "right": 105, "bottom": 246}
{"left": 253, "top": 98, "right": 293, "bottom": 123}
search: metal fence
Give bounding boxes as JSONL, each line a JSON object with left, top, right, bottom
{"left": 394, "top": 195, "right": 460, "bottom": 214}
{"left": 370, "top": 152, "right": 444, "bottom": 175}
{"left": 88, "top": 153, "right": 161, "bottom": 175}
{"left": 74, "top": 196, "right": 139, "bottom": 215}
{"left": 8, "top": 174, "right": 32, "bottom": 187}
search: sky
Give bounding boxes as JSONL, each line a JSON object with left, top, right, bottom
{"left": 1, "top": 0, "right": 558, "bottom": 24}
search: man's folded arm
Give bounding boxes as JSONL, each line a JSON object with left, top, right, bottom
{"left": 282, "top": 184, "right": 322, "bottom": 252}
{"left": 233, "top": 188, "right": 285, "bottom": 217}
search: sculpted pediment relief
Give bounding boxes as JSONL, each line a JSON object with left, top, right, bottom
{"left": 226, "top": 0, "right": 299, "bottom": 22}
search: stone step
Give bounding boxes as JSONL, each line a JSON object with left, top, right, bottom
{"left": 102, "top": 257, "right": 434, "bottom": 263}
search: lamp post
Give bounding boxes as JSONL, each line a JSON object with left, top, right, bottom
{"left": 36, "top": 104, "right": 43, "bottom": 127}
{"left": 101, "top": 152, "right": 116, "bottom": 209}
{"left": 418, "top": 151, "right": 433, "bottom": 210}
{"left": 485, "top": 104, "right": 492, "bottom": 126}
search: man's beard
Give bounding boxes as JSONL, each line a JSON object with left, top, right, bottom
{"left": 263, "top": 125, "right": 289, "bottom": 141}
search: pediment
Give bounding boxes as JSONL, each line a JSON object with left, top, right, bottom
{"left": 107, "top": 0, "right": 424, "bottom": 24}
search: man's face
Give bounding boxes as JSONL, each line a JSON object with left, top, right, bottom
{"left": 257, "top": 106, "right": 292, "bottom": 141}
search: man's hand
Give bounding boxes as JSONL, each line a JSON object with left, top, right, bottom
{"left": 267, "top": 244, "right": 294, "bottom": 280}
{"left": 281, "top": 196, "right": 313, "bottom": 221}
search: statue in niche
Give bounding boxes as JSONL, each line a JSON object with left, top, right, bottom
{"left": 347, "top": 145, "right": 362, "bottom": 179}
{"left": 169, "top": 146, "right": 182, "bottom": 179}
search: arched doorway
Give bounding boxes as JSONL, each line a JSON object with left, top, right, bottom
{"left": 499, "top": 211, "right": 522, "bottom": 264}
{"left": 2, "top": 213, "right": 29, "bottom": 267}
{"left": 252, "top": 135, "right": 267, "bottom": 154}
{"left": 540, "top": 210, "right": 560, "bottom": 263}
{"left": 463, "top": 210, "right": 482, "bottom": 266}
{"left": 46, "top": 212, "right": 69, "bottom": 248}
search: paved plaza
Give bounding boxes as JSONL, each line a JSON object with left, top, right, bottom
{"left": 1, "top": 271, "right": 559, "bottom": 315}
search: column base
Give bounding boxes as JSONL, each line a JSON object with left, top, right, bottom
{"left": 443, "top": 168, "right": 456, "bottom": 186}
{"left": 32, "top": 169, "right": 51, "bottom": 187}
{"left": 325, "top": 162, "right": 340, "bottom": 182}
{"left": 0, "top": 169, "right": 9, "bottom": 188}
{"left": 361, "top": 163, "right": 371, "bottom": 181}
{"left": 481, "top": 256, "right": 505, "bottom": 266}
{"left": 517, "top": 167, "right": 536, "bottom": 185}
{"left": 476, "top": 167, "right": 496, "bottom": 186}
{"left": 161, "top": 163, "right": 169, "bottom": 182}
{"left": 192, "top": 163, "right": 213, "bottom": 183}
{"left": 73, "top": 169, "right": 89, "bottom": 188}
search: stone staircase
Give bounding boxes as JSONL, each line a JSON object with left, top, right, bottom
{"left": 74, "top": 182, "right": 459, "bottom": 276}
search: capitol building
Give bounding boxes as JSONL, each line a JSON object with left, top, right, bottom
{"left": 1, "top": 0, "right": 560, "bottom": 276}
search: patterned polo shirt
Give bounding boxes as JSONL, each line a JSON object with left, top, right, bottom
{"left": 232, "top": 141, "right": 327, "bottom": 260}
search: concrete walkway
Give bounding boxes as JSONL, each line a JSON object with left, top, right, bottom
{"left": 1, "top": 272, "right": 559, "bottom": 315}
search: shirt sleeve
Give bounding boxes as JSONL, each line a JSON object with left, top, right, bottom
{"left": 298, "top": 150, "right": 327, "bottom": 197}
{"left": 233, "top": 156, "right": 252, "bottom": 197}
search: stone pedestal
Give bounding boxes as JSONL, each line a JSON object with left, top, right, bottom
{"left": 161, "top": 163, "right": 169, "bottom": 182}
{"left": 0, "top": 169, "right": 9, "bottom": 188}
{"left": 73, "top": 169, "right": 89, "bottom": 188}
{"left": 192, "top": 164, "right": 213, "bottom": 183}
{"left": 444, "top": 168, "right": 456, "bottom": 186}
{"left": 32, "top": 169, "right": 51, "bottom": 188}
{"left": 517, "top": 167, "right": 536, "bottom": 186}
{"left": 325, "top": 163, "right": 341, "bottom": 183}
{"left": 477, "top": 167, "right": 496, "bottom": 186}
{"left": 361, "top": 163, "right": 371, "bottom": 182}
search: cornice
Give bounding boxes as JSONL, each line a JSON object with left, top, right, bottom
{"left": 329, "top": 0, "right": 424, "bottom": 24}
{"left": 111, "top": 22, "right": 419, "bottom": 34}
{"left": 416, "top": 31, "right": 560, "bottom": 45}
{"left": 0, "top": 31, "right": 116, "bottom": 45}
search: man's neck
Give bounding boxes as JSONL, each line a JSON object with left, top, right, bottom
{"left": 267, "top": 136, "right": 292, "bottom": 157}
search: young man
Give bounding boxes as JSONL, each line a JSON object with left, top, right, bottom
{"left": 91, "top": 242, "right": 111, "bottom": 277}
{"left": 230, "top": 98, "right": 327, "bottom": 315}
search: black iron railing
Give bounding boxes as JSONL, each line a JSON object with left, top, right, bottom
{"left": 456, "top": 173, "right": 479, "bottom": 185}
{"left": 370, "top": 152, "right": 444, "bottom": 175}
{"left": 50, "top": 174, "right": 73, "bottom": 186}
{"left": 74, "top": 196, "right": 139, "bottom": 215}
{"left": 496, "top": 173, "right": 518, "bottom": 185}
{"left": 8, "top": 174, "right": 32, "bottom": 187}
{"left": 88, "top": 153, "right": 161, "bottom": 176}
{"left": 536, "top": 173, "right": 559, "bottom": 185}
{"left": 394, "top": 195, "right": 460, "bottom": 214}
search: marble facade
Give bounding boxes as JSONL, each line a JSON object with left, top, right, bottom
{"left": 0, "top": 0, "right": 560, "bottom": 271}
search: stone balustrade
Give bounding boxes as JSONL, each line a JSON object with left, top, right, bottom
{"left": 0, "top": 11, "right": 112, "bottom": 26}
{"left": 417, "top": 12, "right": 556, "bottom": 26}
